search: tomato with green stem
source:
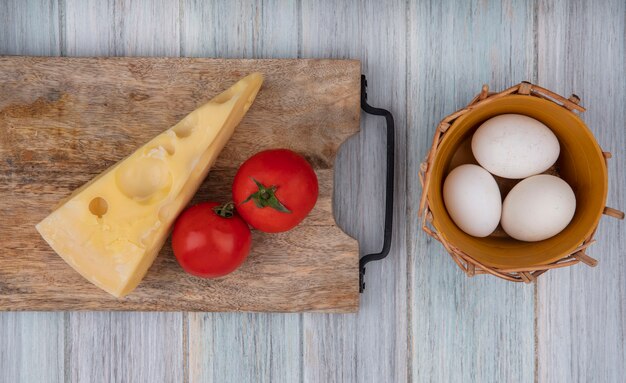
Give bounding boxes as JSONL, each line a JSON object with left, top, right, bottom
{"left": 172, "top": 201, "right": 251, "bottom": 278}
{"left": 232, "top": 149, "right": 319, "bottom": 233}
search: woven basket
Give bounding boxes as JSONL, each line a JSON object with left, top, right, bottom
{"left": 418, "top": 82, "right": 624, "bottom": 283}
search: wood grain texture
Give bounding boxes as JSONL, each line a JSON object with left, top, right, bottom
{"left": 2, "top": 1, "right": 625, "bottom": 382}
{"left": 180, "top": 0, "right": 299, "bottom": 59}
{"left": 62, "top": 6, "right": 185, "bottom": 383}
{"left": 536, "top": 1, "right": 626, "bottom": 382}
{"left": 180, "top": 4, "right": 305, "bottom": 383}
{"left": 188, "top": 313, "right": 301, "bottom": 383}
{"left": 65, "top": 0, "right": 115, "bottom": 56}
{"left": 407, "top": 1, "right": 536, "bottom": 381}
{"left": 113, "top": 0, "right": 180, "bottom": 56}
{"left": 65, "top": 0, "right": 180, "bottom": 56}
{"left": 66, "top": 312, "right": 183, "bottom": 382}
{"left": 0, "top": 313, "right": 65, "bottom": 382}
{"left": 65, "top": 0, "right": 179, "bottom": 57}
{"left": 301, "top": 0, "right": 409, "bottom": 382}
{"left": 0, "top": 4, "right": 65, "bottom": 383}
{"left": 0, "top": 0, "right": 60, "bottom": 56}
{"left": 0, "top": 57, "right": 361, "bottom": 312}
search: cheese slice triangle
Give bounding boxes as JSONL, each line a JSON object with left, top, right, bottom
{"left": 36, "top": 73, "right": 264, "bottom": 298}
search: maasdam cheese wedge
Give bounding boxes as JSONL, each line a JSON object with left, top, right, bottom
{"left": 36, "top": 73, "right": 263, "bottom": 297}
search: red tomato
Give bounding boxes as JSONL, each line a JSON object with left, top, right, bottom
{"left": 232, "top": 149, "right": 318, "bottom": 233}
{"left": 172, "top": 202, "right": 251, "bottom": 278}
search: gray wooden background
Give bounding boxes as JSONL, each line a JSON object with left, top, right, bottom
{"left": 0, "top": 0, "right": 624, "bottom": 382}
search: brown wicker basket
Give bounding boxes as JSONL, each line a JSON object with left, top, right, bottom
{"left": 418, "top": 82, "right": 624, "bottom": 283}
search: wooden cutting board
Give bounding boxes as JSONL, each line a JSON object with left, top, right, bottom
{"left": 0, "top": 57, "right": 361, "bottom": 313}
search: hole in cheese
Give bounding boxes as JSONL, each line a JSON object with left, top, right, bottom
{"left": 158, "top": 204, "right": 175, "bottom": 222}
{"left": 115, "top": 157, "right": 172, "bottom": 201}
{"left": 144, "top": 141, "right": 175, "bottom": 158}
{"left": 89, "top": 197, "right": 108, "bottom": 218}
{"left": 172, "top": 119, "right": 194, "bottom": 138}
{"left": 160, "top": 141, "right": 175, "bottom": 155}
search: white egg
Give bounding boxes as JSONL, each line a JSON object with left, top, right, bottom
{"left": 443, "top": 164, "right": 502, "bottom": 237}
{"left": 471, "top": 114, "right": 560, "bottom": 179}
{"left": 501, "top": 175, "right": 576, "bottom": 242}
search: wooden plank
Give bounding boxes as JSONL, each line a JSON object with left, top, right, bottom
{"left": 62, "top": 3, "right": 185, "bottom": 382}
{"left": 65, "top": 0, "right": 115, "bottom": 56}
{"left": 407, "top": 1, "right": 536, "bottom": 381}
{"left": 300, "top": 0, "right": 409, "bottom": 381}
{"left": 0, "top": 2, "right": 64, "bottom": 383}
{"left": 65, "top": 312, "right": 183, "bottom": 382}
{"left": 188, "top": 313, "right": 301, "bottom": 382}
{"left": 0, "top": 57, "right": 360, "bottom": 312}
{"left": 181, "top": 2, "right": 302, "bottom": 383}
{"left": 536, "top": 1, "right": 626, "bottom": 382}
{"left": 180, "top": 0, "right": 299, "bottom": 59}
{"left": 0, "top": 313, "right": 64, "bottom": 383}
{"left": 0, "top": 0, "right": 60, "bottom": 56}
{"left": 66, "top": 0, "right": 179, "bottom": 57}
{"left": 113, "top": 0, "right": 180, "bottom": 57}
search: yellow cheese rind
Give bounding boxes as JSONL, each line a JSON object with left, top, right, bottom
{"left": 36, "top": 73, "right": 264, "bottom": 298}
